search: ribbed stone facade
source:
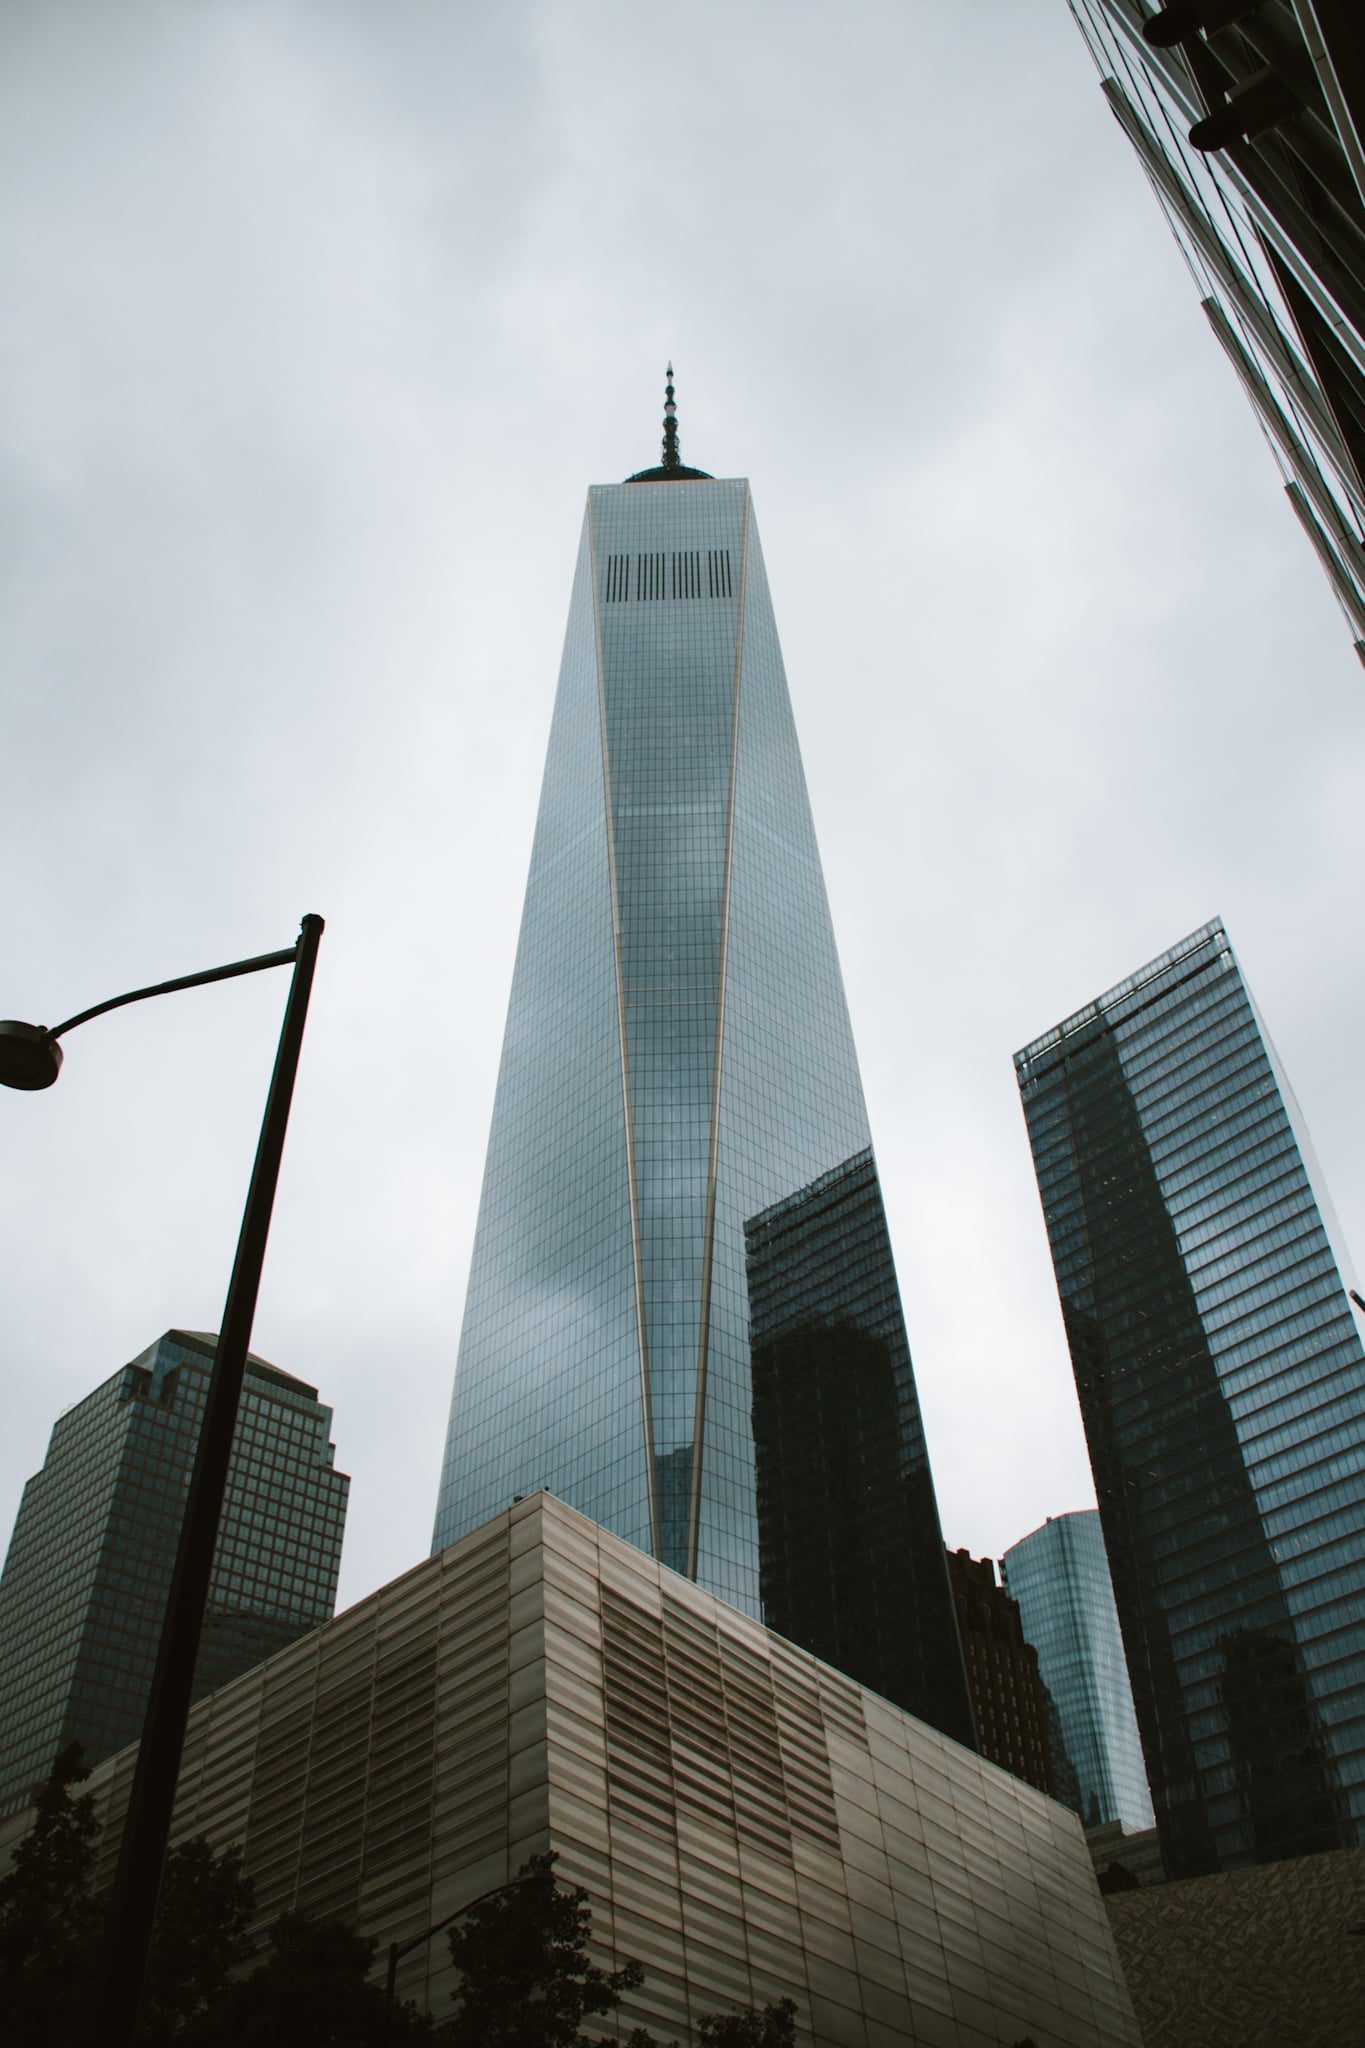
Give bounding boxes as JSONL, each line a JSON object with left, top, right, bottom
{"left": 1, "top": 1495, "right": 1140, "bottom": 2047}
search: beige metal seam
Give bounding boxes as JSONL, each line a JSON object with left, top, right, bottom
{"left": 686, "top": 484, "right": 751, "bottom": 1583}
{"left": 588, "top": 492, "right": 661, "bottom": 1559}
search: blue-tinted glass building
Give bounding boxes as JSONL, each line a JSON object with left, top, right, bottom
{"left": 1015, "top": 920, "right": 1365, "bottom": 1876}
{"left": 0, "top": 1329, "right": 348, "bottom": 1817}
{"left": 434, "top": 390, "right": 973, "bottom": 1743}
{"left": 1002, "top": 1511, "right": 1153, "bottom": 1834}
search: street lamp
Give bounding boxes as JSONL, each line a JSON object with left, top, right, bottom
{"left": 384, "top": 1869, "right": 554, "bottom": 2017}
{"left": 0, "top": 913, "right": 324, "bottom": 2048}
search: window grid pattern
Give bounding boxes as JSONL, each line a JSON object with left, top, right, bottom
{"left": 0, "top": 1329, "right": 348, "bottom": 1816}
{"left": 745, "top": 1150, "right": 972, "bottom": 1743}
{"left": 1015, "top": 922, "right": 1365, "bottom": 1876}
{"left": 1002, "top": 1511, "right": 1154, "bottom": 1834}
{"left": 435, "top": 481, "right": 955, "bottom": 1723}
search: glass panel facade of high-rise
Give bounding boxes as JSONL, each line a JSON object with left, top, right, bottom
{"left": 434, "top": 471, "right": 972, "bottom": 1742}
{"left": 0, "top": 1329, "right": 348, "bottom": 1816}
{"left": 745, "top": 1150, "right": 973, "bottom": 1741}
{"left": 1002, "top": 1510, "right": 1154, "bottom": 1833}
{"left": 1015, "top": 920, "right": 1365, "bottom": 1875}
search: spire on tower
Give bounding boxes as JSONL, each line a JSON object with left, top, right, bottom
{"left": 662, "top": 362, "right": 680, "bottom": 471}
{"left": 624, "top": 362, "right": 713, "bottom": 483}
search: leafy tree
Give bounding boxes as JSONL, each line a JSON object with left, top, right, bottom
{"left": 697, "top": 1999, "right": 797, "bottom": 2048}
{"left": 194, "top": 1911, "right": 433, "bottom": 2046}
{"left": 139, "top": 1837, "right": 255, "bottom": 2044}
{"left": 447, "top": 1853, "right": 646, "bottom": 2048}
{"left": 0, "top": 1744, "right": 100, "bottom": 2047}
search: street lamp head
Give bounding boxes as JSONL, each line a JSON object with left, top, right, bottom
{"left": 0, "top": 1021, "right": 64, "bottom": 1090}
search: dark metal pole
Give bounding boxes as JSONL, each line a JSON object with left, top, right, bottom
{"left": 99, "top": 913, "right": 325, "bottom": 2048}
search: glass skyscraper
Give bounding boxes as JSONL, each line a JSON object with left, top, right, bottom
{"left": 1002, "top": 1511, "right": 1153, "bottom": 1834}
{"left": 1015, "top": 919, "right": 1365, "bottom": 1875}
{"left": 0, "top": 1328, "right": 348, "bottom": 1817}
{"left": 434, "top": 383, "right": 973, "bottom": 1743}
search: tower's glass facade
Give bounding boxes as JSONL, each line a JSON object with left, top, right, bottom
{"left": 745, "top": 1151, "right": 972, "bottom": 1740}
{"left": 0, "top": 1329, "right": 348, "bottom": 1817}
{"left": 1002, "top": 1511, "right": 1153, "bottom": 1834}
{"left": 435, "top": 462, "right": 971, "bottom": 1741}
{"left": 1015, "top": 920, "right": 1365, "bottom": 1875}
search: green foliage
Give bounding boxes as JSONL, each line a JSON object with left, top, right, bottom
{"left": 0, "top": 1744, "right": 100, "bottom": 2047}
{"left": 446, "top": 1853, "right": 645, "bottom": 2048}
{"left": 2, "top": 1762, "right": 802, "bottom": 2048}
{"left": 139, "top": 1837, "right": 255, "bottom": 2044}
{"left": 0, "top": 1748, "right": 426, "bottom": 2045}
{"left": 193, "top": 1911, "right": 433, "bottom": 2045}
{"left": 696, "top": 1999, "right": 797, "bottom": 2048}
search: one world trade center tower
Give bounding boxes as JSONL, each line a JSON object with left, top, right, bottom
{"left": 434, "top": 376, "right": 973, "bottom": 1744}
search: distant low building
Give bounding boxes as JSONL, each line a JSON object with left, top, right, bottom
{"left": 945, "top": 1547, "right": 1053, "bottom": 1796}
{"left": 0, "top": 1328, "right": 349, "bottom": 1816}
{"left": 1087, "top": 1819, "right": 1167, "bottom": 1894}
{"left": 1104, "top": 1844, "right": 1365, "bottom": 2048}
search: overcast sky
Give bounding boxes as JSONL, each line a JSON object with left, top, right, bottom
{"left": 3, "top": 1, "right": 1363, "bottom": 1619}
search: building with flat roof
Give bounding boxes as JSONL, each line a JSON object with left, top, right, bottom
{"left": 945, "top": 1548, "right": 1054, "bottom": 1799}
{"left": 0, "top": 1328, "right": 348, "bottom": 1816}
{"left": 3, "top": 1493, "right": 1142, "bottom": 2048}
{"left": 1002, "top": 1511, "right": 1153, "bottom": 1836}
{"left": 1015, "top": 919, "right": 1365, "bottom": 1877}
{"left": 744, "top": 1152, "right": 971, "bottom": 1737}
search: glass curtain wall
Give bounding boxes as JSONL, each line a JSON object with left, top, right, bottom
{"left": 1015, "top": 920, "right": 1365, "bottom": 1874}
{"left": 435, "top": 471, "right": 971, "bottom": 1743}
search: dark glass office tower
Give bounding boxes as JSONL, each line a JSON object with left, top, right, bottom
{"left": 0, "top": 1329, "right": 349, "bottom": 1817}
{"left": 744, "top": 1152, "right": 971, "bottom": 1736}
{"left": 434, "top": 382, "right": 972, "bottom": 1743}
{"left": 1068, "top": 2, "right": 1365, "bottom": 660}
{"left": 1002, "top": 1511, "right": 1153, "bottom": 1833}
{"left": 1015, "top": 920, "right": 1365, "bottom": 1875}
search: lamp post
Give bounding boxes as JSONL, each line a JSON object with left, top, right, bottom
{"left": 0, "top": 912, "right": 324, "bottom": 2048}
{"left": 384, "top": 1869, "right": 551, "bottom": 2019}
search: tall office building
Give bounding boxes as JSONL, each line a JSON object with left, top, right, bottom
{"left": 1002, "top": 1511, "right": 1154, "bottom": 1834}
{"left": 1068, "top": 2, "right": 1365, "bottom": 660}
{"left": 1015, "top": 920, "right": 1365, "bottom": 1875}
{"left": 0, "top": 1328, "right": 348, "bottom": 1817}
{"left": 944, "top": 1548, "right": 1054, "bottom": 1797}
{"left": 434, "top": 379, "right": 973, "bottom": 1744}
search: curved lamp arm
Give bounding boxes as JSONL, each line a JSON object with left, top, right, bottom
{"left": 49, "top": 943, "right": 300, "bottom": 1041}
{"left": 0, "top": 935, "right": 304, "bottom": 1092}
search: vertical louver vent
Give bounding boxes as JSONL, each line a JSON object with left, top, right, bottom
{"left": 636, "top": 552, "right": 667, "bottom": 601}
{"left": 601, "top": 549, "right": 732, "bottom": 601}
{"left": 598, "top": 1585, "right": 840, "bottom": 1860}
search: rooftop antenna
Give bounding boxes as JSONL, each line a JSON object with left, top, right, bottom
{"left": 624, "top": 362, "right": 711, "bottom": 482}
{"left": 661, "top": 362, "right": 680, "bottom": 471}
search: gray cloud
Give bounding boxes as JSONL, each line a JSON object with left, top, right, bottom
{"left": 2, "top": 0, "right": 1361, "bottom": 1614}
